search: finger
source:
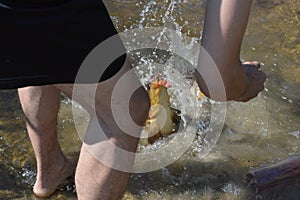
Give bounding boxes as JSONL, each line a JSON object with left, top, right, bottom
{"left": 256, "top": 70, "right": 267, "bottom": 84}
{"left": 251, "top": 70, "right": 266, "bottom": 80}
{"left": 236, "top": 90, "right": 261, "bottom": 102}
{"left": 260, "top": 71, "right": 267, "bottom": 83}
{"left": 235, "top": 80, "right": 265, "bottom": 102}
{"left": 243, "top": 61, "right": 261, "bottom": 69}
{"left": 235, "top": 94, "right": 257, "bottom": 102}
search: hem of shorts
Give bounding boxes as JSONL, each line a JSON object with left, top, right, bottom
{"left": 0, "top": 76, "right": 72, "bottom": 89}
{"left": 0, "top": 74, "right": 121, "bottom": 89}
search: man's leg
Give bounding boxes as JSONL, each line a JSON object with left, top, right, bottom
{"left": 18, "top": 86, "right": 76, "bottom": 198}
{"left": 56, "top": 59, "right": 150, "bottom": 200}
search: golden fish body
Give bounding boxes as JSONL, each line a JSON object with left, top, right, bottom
{"left": 143, "top": 80, "right": 177, "bottom": 144}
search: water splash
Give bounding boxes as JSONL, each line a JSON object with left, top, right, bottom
{"left": 120, "top": 0, "right": 216, "bottom": 159}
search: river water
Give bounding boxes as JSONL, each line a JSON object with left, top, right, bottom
{"left": 0, "top": 0, "right": 299, "bottom": 199}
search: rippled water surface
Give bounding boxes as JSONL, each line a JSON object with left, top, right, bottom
{"left": 0, "top": 0, "right": 299, "bottom": 199}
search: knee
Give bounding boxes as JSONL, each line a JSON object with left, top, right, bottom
{"left": 18, "top": 86, "right": 60, "bottom": 130}
{"left": 129, "top": 86, "right": 150, "bottom": 127}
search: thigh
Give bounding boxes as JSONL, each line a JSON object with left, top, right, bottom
{"left": 55, "top": 58, "right": 142, "bottom": 114}
{"left": 55, "top": 58, "right": 149, "bottom": 137}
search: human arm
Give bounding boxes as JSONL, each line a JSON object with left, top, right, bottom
{"left": 195, "top": 0, "right": 266, "bottom": 101}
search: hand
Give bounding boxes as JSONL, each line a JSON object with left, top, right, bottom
{"left": 234, "top": 61, "right": 266, "bottom": 102}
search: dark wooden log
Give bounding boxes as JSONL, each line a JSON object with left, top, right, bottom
{"left": 247, "top": 155, "right": 300, "bottom": 190}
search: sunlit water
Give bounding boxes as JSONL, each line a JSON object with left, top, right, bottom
{"left": 0, "top": 0, "right": 299, "bottom": 199}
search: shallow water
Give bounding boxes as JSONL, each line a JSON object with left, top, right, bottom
{"left": 0, "top": 0, "right": 299, "bottom": 199}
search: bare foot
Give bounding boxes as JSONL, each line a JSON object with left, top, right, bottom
{"left": 33, "top": 155, "right": 77, "bottom": 198}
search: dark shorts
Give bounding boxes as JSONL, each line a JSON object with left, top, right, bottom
{"left": 0, "top": 0, "right": 126, "bottom": 89}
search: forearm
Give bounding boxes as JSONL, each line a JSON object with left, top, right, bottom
{"left": 197, "top": 0, "right": 253, "bottom": 100}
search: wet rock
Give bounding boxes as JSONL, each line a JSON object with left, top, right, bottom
{"left": 0, "top": 190, "right": 19, "bottom": 199}
{"left": 280, "top": 66, "right": 300, "bottom": 84}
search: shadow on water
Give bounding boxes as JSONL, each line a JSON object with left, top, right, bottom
{"left": 127, "top": 129, "right": 300, "bottom": 199}
{"left": 127, "top": 157, "right": 255, "bottom": 200}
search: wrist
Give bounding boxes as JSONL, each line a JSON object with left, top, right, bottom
{"left": 195, "top": 51, "right": 247, "bottom": 101}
